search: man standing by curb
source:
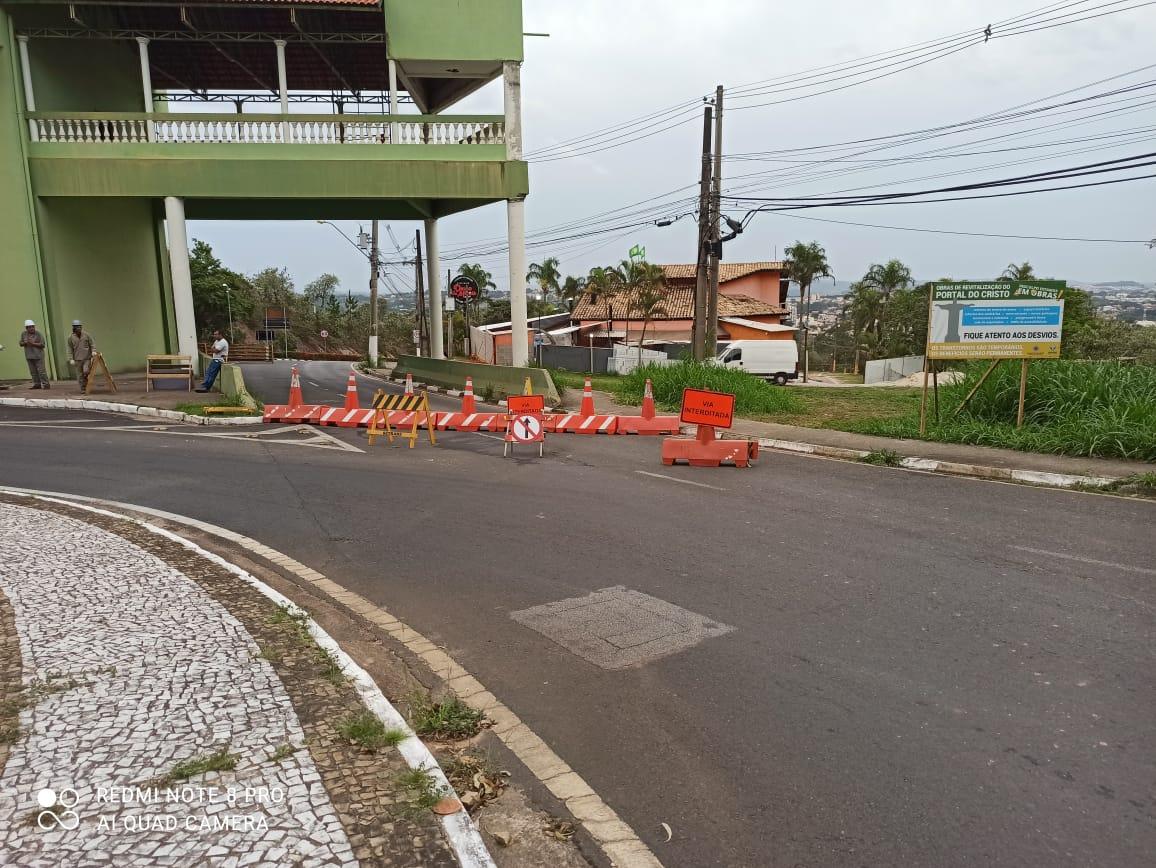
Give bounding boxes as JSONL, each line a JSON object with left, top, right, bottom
{"left": 67, "top": 320, "right": 95, "bottom": 392}
{"left": 196, "top": 329, "right": 229, "bottom": 393}
{"left": 18, "top": 320, "right": 48, "bottom": 389}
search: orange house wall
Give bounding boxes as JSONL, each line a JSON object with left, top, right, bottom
{"left": 718, "top": 271, "right": 784, "bottom": 305}
{"left": 723, "top": 323, "right": 795, "bottom": 341}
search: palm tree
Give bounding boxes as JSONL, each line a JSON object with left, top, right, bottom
{"left": 847, "top": 281, "right": 884, "bottom": 347}
{"left": 559, "top": 275, "right": 587, "bottom": 313}
{"left": 860, "top": 259, "right": 913, "bottom": 302}
{"left": 631, "top": 269, "right": 668, "bottom": 363}
{"left": 527, "top": 257, "right": 561, "bottom": 307}
{"left": 784, "top": 241, "right": 834, "bottom": 382}
{"left": 456, "top": 263, "right": 496, "bottom": 300}
{"left": 1000, "top": 261, "right": 1036, "bottom": 281}
{"left": 585, "top": 266, "right": 617, "bottom": 301}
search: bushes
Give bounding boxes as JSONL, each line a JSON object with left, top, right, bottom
{"left": 841, "top": 359, "right": 1156, "bottom": 461}
{"left": 612, "top": 361, "right": 803, "bottom": 416}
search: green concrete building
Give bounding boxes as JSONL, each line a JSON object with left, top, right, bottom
{"left": 0, "top": 0, "right": 529, "bottom": 380}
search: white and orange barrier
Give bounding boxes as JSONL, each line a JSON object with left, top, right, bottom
{"left": 548, "top": 413, "right": 619, "bottom": 435}
{"left": 616, "top": 378, "right": 681, "bottom": 435}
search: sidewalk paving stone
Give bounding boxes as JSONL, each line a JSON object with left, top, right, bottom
{"left": 0, "top": 496, "right": 458, "bottom": 867}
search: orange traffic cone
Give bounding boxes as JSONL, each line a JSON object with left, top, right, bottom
{"left": 461, "top": 376, "right": 477, "bottom": 414}
{"left": 641, "top": 378, "right": 656, "bottom": 420}
{"left": 404, "top": 372, "right": 414, "bottom": 395}
{"left": 288, "top": 365, "right": 304, "bottom": 408}
{"left": 579, "top": 375, "right": 596, "bottom": 417}
{"left": 342, "top": 371, "right": 359, "bottom": 411}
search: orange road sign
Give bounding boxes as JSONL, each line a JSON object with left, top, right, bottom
{"left": 679, "top": 388, "right": 735, "bottom": 429}
{"left": 507, "top": 394, "right": 545, "bottom": 415}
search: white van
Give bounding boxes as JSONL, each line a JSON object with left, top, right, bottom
{"left": 716, "top": 340, "right": 799, "bottom": 385}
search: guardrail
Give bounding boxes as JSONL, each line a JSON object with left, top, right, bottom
{"left": 27, "top": 113, "right": 505, "bottom": 146}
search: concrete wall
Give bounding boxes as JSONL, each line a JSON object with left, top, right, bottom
{"left": 393, "top": 355, "right": 559, "bottom": 405}
{"left": 719, "top": 271, "right": 786, "bottom": 306}
{"left": 37, "top": 198, "right": 170, "bottom": 373}
{"left": 539, "top": 345, "right": 611, "bottom": 374}
{"left": 0, "top": 11, "right": 51, "bottom": 381}
{"left": 864, "top": 354, "right": 926, "bottom": 385}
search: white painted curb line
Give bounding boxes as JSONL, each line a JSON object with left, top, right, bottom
{"left": 3, "top": 489, "right": 495, "bottom": 868}
{"left": 746, "top": 436, "right": 1120, "bottom": 490}
{"left": 0, "top": 397, "right": 261, "bottom": 426}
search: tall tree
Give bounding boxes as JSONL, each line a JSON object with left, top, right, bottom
{"left": 189, "top": 239, "right": 253, "bottom": 337}
{"left": 1000, "top": 261, "right": 1036, "bottom": 281}
{"left": 861, "top": 259, "right": 913, "bottom": 301}
{"left": 527, "top": 257, "right": 561, "bottom": 306}
{"left": 456, "top": 263, "right": 496, "bottom": 301}
{"left": 784, "top": 241, "right": 834, "bottom": 382}
{"left": 585, "top": 266, "right": 618, "bottom": 301}
{"left": 629, "top": 265, "right": 669, "bottom": 362}
{"left": 847, "top": 281, "right": 884, "bottom": 344}
{"left": 559, "top": 275, "right": 587, "bottom": 313}
{"left": 250, "top": 266, "right": 294, "bottom": 307}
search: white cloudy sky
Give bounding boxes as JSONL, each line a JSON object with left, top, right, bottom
{"left": 191, "top": 0, "right": 1156, "bottom": 298}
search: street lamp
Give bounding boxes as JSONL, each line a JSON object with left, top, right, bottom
{"left": 222, "top": 283, "right": 234, "bottom": 344}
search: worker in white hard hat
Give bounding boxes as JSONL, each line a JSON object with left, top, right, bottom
{"left": 68, "top": 319, "right": 95, "bottom": 392}
{"left": 18, "top": 319, "right": 49, "bottom": 389}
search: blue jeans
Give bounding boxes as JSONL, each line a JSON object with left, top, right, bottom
{"left": 201, "top": 358, "right": 223, "bottom": 390}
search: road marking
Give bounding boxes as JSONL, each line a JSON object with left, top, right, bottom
{"left": 0, "top": 420, "right": 363, "bottom": 452}
{"left": 474, "top": 432, "right": 505, "bottom": 442}
{"left": 635, "top": 470, "right": 727, "bottom": 491}
{"left": 0, "top": 485, "right": 662, "bottom": 868}
{"left": 1010, "top": 545, "right": 1156, "bottom": 577}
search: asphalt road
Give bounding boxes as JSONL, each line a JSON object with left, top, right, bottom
{"left": 2, "top": 362, "right": 1153, "bottom": 867}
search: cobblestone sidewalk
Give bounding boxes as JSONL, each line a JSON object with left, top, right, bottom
{"left": 0, "top": 496, "right": 462, "bottom": 867}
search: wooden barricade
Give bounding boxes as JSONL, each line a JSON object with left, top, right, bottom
{"left": 366, "top": 389, "right": 438, "bottom": 449}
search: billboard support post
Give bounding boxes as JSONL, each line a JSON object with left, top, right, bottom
{"left": 1017, "top": 359, "right": 1029, "bottom": 428}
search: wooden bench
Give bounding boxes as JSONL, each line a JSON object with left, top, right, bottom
{"left": 146, "top": 354, "right": 194, "bottom": 392}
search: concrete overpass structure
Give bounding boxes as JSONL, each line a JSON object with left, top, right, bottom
{"left": 1, "top": 0, "right": 529, "bottom": 379}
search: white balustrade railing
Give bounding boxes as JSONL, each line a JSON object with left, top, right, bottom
{"left": 33, "top": 115, "right": 505, "bottom": 146}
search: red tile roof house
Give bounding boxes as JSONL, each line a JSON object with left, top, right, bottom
{"left": 570, "top": 262, "right": 796, "bottom": 348}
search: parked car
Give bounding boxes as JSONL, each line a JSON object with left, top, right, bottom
{"left": 715, "top": 340, "right": 799, "bottom": 385}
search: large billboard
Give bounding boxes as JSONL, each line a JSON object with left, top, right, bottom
{"left": 927, "top": 281, "right": 1065, "bottom": 360}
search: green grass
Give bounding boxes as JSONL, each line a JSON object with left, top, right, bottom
{"left": 1075, "top": 472, "right": 1156, "bottom": 498}
{"left": 395, "top": 767, "right": 449, "bottom": 817}
{"left": 613, "top": 361, "right": 804, "bottom": 416}
{"left": 165, "top": 748, "right": 237, "bottom": 782}
{"left": 174, "top": 392, "right": 260, "bottom": 416}
{"left": 835, "top": 360, "right": 1156, "bottom": 461}
{"left": 336, "top": 710, "right": 408, "bottom": 751}
{"left": 861, "top": 449, "right": 904, "bottom": 467}
{"left": 268, "top": 743, "right": 298, "bottom": 762}
{"left": 407, "top": 693, "right": 487, "bottom": 741}
{"left": 546, "top": 368, "right": 621, "bottom": 395}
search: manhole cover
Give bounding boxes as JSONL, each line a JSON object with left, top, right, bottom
{"left": 511, "top": 586, "right": 733, "bottom": 670}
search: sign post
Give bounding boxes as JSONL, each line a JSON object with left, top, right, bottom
{"left": 923, "top": 280, "right": 1066, "bottom": 432}
{"left": 660, "top": 388, "right": 757, "bottom": 467}
{"left": 504, "top": 393, "right": 546, "bottom": 458}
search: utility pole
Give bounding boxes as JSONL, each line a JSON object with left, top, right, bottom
{"left": 692, "top": 104, "right": 712, "bottom": 361}
{"left": 414, "top": 229, "right": 427, "bottom": 357}
{"left": 368, "top": 220, "right": 380, "bottom": 366}
{"left": 706, "top": 85, "right": 724, "bottom": 358}
{"left": 445, "top": 268, "right": 454, "bottom": 358}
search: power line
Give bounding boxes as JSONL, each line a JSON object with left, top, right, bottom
{"left": 759, "top": 209, "right": 1152, "bottom": 243}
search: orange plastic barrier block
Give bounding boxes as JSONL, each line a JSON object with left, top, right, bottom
{"left": 263, "top": 404, "right": 291, "bottom": 422}
{"left": 551, "top": 414, "right": 619, "bottom": 434}
{"left": 615, "top": 415, "right": 681, "bottom": 435}
{"left": 282, "top": 404, "right": 324, "bottom": 424}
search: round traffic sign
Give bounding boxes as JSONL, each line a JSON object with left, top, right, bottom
{"left": 449, "top": 275, "right": 480, "bottom": 302}
{"left": 510, "top": 415, "right": 543, "bottom": 442}
{"left": 320, "top": 329, "right": 329, "bottom": 339}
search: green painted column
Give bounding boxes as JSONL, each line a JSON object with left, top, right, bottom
{"left": 0, "top": 14, "right": 51, "bottom": 380}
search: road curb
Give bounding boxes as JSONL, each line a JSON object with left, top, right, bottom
{"left": 0, "top": 486, "right": 665, "bottom": 868}
{"left": 3, "top": 489, "right": 495, "bottom": 868}
{"left": 0, "top": 397, "right": 261, "bottom": 426}
{"left": 745, "top": 435, "right": 1119, "bottom": 489}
